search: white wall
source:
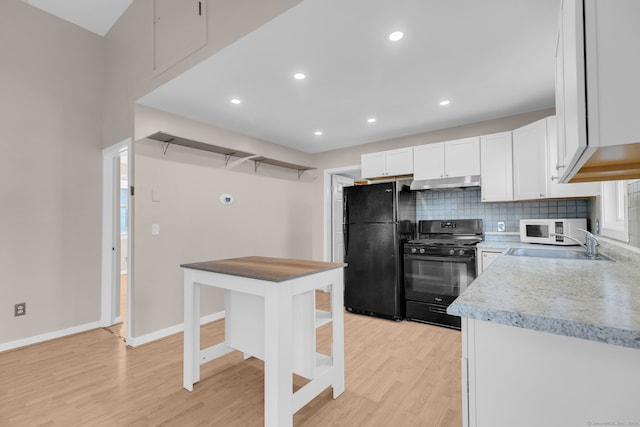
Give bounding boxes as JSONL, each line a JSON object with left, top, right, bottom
{"left": 132, "top": 106, "right": 315, "bottom": 337}
{"left": 0, "top": 0, "right": 104, "bottom": 344}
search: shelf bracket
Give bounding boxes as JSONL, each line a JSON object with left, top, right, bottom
{"left": 162, "top": 140, "right": 173, "bottom": 157}
{"left": 224, "top": 153, "right": 236, "bottom": 166}
{"left": 254, "top": 159, "right": 263, "bottom": 173}
{"left": 297, "top": 169, "right": 305, "bottom": 180}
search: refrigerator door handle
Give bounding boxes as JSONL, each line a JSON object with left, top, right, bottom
{"left": 344, "top": 193, "right": 349, "bottom": 224}
{"left": 344, "top": 223, "right": 349, "bottom": 256}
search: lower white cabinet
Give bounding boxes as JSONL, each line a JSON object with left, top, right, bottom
{"left": 462, "top": 319, "right": 640, "bottom": 427}
{"left": 477, "top": 249, "right": 502, "bottom": 273}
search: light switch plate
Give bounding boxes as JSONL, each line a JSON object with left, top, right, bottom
{"left": 497, "top": 221, "right": 506, "bottom": 232}
{"left": 152, "top": 224, "right": 160, "bottom": 235}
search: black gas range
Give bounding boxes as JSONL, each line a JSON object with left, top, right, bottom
{"left": 403, "top": 219, "right": 483, "bottom": 329}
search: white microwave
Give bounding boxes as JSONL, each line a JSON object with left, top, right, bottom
{"left": 519, "top": 218, "right": 587, "bottom": 245}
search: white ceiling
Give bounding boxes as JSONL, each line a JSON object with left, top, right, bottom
{"left": 24, "top": 0, "right": 132, "bottom": 36}
{"left": 26, "top": 0, "right": 561, "bottom": 154}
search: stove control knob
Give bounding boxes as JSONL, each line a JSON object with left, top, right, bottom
{"left": 459, "top": 249, "right": 466, "bottom": 256}
{"left": 449, "top": 249, "right": 455, "bottom": 256}
{"left": 419, "top": 248, "right": 426, "bottom": 254}
{"left": 410, "top": 247, "right": 417, "bottom": 254}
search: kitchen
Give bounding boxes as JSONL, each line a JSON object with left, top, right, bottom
{"left": 2, "top": 0, "right": 640, "bottom": 426}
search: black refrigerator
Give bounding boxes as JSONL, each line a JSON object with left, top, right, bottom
{"left": 343, "top": 181, "right": 415, "bottom": 320}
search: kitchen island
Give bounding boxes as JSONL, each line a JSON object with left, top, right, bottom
{"left": 181, "top": 256, "right": 346, "bottom": 427}
{"left": 448, "top": 243, "right": 640, "bottom": 427}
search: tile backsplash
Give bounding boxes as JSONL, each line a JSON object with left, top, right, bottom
{"left": 415, "top": 189, "right": 590, "bottom": 233}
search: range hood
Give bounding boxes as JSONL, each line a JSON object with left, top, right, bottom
{"left": 410, "top": 175, "right": 481, "bottom": 191}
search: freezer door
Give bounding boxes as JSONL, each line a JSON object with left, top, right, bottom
{"left": 344, "top": 223, "right": 402, "bottom": 319}
{"left": 344, "top": 182, "right": 396, "bottom": 224}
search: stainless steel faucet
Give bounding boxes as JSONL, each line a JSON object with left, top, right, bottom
{"left": 554, "top": 228, "right": 600, "bottom": 258}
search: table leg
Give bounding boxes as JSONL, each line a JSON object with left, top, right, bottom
{"left": 264, "top": 285, "right": 293, "bottom": 427}
{"left": 331, "top": 280, "right": 345, "bottom": 398}
{"left": 183, "top": 270, "right": 201, "bottom": 391}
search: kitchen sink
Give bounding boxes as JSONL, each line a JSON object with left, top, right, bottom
{"left": 505, "top": 247, "right": 613, "bottom": 261}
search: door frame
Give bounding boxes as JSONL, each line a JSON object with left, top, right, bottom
{"left": 101, "top": 138, "right": 132, "bottom": 342}
{"left": 322, "top": 165, "right": 360, "bottom": 262}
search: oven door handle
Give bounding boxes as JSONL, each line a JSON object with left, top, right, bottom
{"left": 404, "top": 254, "right": 475, "bottom": 263}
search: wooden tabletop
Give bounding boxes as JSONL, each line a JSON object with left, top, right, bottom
{"left": 181, "top": 256, "right": 346, "bottom": 282}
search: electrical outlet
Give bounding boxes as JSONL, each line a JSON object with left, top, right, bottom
{"left": 14, "top": 302, "right": 26, "bottom": 317}
{"left": 497, "top": 221, "right": 506, "bottom": 232}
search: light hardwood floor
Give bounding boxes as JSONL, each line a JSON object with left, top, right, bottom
{"left": 0, "top": 292, "right": 462, "bottom": 426}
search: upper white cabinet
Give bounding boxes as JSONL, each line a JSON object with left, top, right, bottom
{"left": 546, "top": 116, "right": 599, "bottom": 198}
{"left": 413, "top": 137, "right": 480, "bottom": 180}
{"left": 154, "top": 0, "right": 207, "bottom": 73}
{"left": 556, "top": 0, "right": 640, "bottom": 183}
{"left": 480, "top": 132, "right": 513, "bottom": 202}
{"left": 361, "top": 147, "right": 413, "bottom": 179}
{"left": 513, "top": 118, "right": 548, "bottom": 200}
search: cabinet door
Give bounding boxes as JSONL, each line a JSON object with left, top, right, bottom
{"left": 557, "top": 0, "right": 588, "bottom": 181}
{"left": 385, "top": 147, "right": 413, "bottom": 176}
{"left": 413, "top": 143, "right": 445, "bottom": 180}
{"left": 361, "top": 151, "right": 387, "bottom": 179}
{"left": 513, "top": 119, "right": 547, "bottom": 200}
{"left": 445, "top": 137, "right": 481, "bottom": 178}
{"left": 480, "top": 132, "right": 513, "bottom": 202}
{"left": 154, "top": 0, "right": 207, "bottom": 73}
{"left": 480, "top": 251, "right": 501, "bottom": 273}
{"left": 546, "top": 116, "right": 599, "bottom": 197}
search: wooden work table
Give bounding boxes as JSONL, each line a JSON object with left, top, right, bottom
{"left": 181, "top": 256, "right": 346, "bottom": 427}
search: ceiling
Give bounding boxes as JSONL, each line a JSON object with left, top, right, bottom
{"left": 26, "top": 0, "right": 561, "bottom": 154}
{"left": 24, "top": 0, "right": 132, "bottom": 36}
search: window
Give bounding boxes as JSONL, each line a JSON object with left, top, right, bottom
{"left": 600, "top": 180, "right": 628, "bottom": 242}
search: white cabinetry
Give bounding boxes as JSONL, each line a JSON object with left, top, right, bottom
{"left": 413, "top": 137, "right": 480, "bottom": 180}
{"left": 513, "top": 119, "right": 548, "bottom": 200}
{"left": 154, "top": 0, "right": 207, "bottom": 73}
{"left": 361, "top": 147, "right": 413, "bottom": 179}
{"left": 462, "top": 319, "right": 640, "bottom": 427}
{"left": 480, "top": 132, "right": 513, "bottom": 202}
{"left": 477, "top": 249, "right": 502, "bottom": 273}
{"left": 546, "top": 116, "right": 599, "bottom": 197}
{"left": 556, "top": 0, "right": 640, "bottom": 183}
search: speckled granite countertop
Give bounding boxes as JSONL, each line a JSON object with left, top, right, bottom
{"left": 448, "top": 240, "right": 640, "bottom": 349}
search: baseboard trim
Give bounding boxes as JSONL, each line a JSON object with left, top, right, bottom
{"left": 126, "top": 311, "right": 225, "bottom": 347}
{"left": 0, "top": 311, "right": 226, "bottom": 353}
{"left": 0, "top": 320, "right": 103, "bottom": 353}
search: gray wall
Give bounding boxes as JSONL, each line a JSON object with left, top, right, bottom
{"left": 132, "top": 106, "right": 315, "bottom": 338}
{"left": 0, "top": 0, "right": 104, "bottom": 343}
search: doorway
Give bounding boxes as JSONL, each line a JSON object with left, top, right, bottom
{"left": 323, "top": 166, "right": 359, "bottom": 262}
{"left": 101, "top": 139, "right": 132, "bottom": 343}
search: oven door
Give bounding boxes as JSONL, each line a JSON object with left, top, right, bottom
{"left": 403, "top": 253, "right": 476, "bottom": 304}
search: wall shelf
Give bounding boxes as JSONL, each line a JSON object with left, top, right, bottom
{"left": 252, "top": 156, "right": 315, "bottom": 179}
{"left": 147, "top": 132, "right": 315, "bottom": 179}
{"left": 147, "top": 131, "right": 255, "bottom": 166}
{"left": 146, "top": 132, "right": 315, "bottom": 179}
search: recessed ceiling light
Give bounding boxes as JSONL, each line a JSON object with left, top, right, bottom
{"left": 439, "top": 100, "right": 450, "bottom": 106}
{"left": 314, "top": 131, "right": 323, "bottom": 136}
{"left": 230, "top": 98, "right": 241, "bottom": 105}
{"left": 388, "top": 31, "right": 404, "bottom": 41}
{"left": 367, "top": 118, "right": 377, "bottom": 123}
{"left": 294, "top": 73, "right": 306, "bottom": 80}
